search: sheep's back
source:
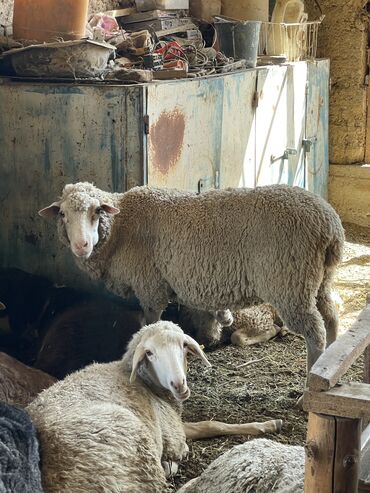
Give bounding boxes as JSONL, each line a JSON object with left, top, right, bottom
{"left": 149, "top": 185, "right": 343, "bottom": 309}
{"left": 27, "top": 361, "right": 168, "bottom": 492}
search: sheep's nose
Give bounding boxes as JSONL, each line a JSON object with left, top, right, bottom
{"left": 75, "top": 240, "right": 88, "bottom": 249}
{"left": 170, "top": 378, "right": 186, "bottom": 393}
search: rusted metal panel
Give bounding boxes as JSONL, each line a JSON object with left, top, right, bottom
{"left": 146, "top": 76, "right": 224, "bottom": 192}
{"left": 0, "top": 81, "right": 144, "bottom": 289}
{"left": 0, "top": 63, "right": 329, "bottom": 288}
{"left": 146, "top": 71, "right": 258, "bottom": 191}
{"left": 305, "top": 59, "right": 330, "bottom": 200}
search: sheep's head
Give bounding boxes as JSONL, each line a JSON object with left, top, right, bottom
{"left": 127, "top": 321, "right": 211, "bottom": 402}
{"left": 38, "top": 183, "right": 120, "bottom": 259}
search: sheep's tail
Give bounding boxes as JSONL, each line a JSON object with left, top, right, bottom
{"left": 324, "top": 230, "right": 344, "bottom": 269}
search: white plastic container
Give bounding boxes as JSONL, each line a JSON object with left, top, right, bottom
{"left": 135, "top": 0, "right": 189, "bottom": 11}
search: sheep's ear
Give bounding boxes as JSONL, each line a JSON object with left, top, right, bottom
{"left": 130, "top": 343, "right": 147, "bottom": 383}
{"left": 0, "top": 302, "right": 6, "bottom": 311}
{"left": 184, "top": 335, "right": 211, "bottom": 367}
{"left": 101, "top": 204, "right": 120, "bottom": 215}
{"left": 38, "top": 202, "right": 61, "bottom": 218}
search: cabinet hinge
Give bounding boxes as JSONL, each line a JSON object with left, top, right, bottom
{"left": 143, "top": 115, "right": 150, "bottom": 135}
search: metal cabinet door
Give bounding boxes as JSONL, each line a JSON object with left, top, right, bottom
{"left": 218, "top": 70, "right": 257, "bottom": 189}
{"left": 255, "top": 63, "right": 307, "bottom": 188}
{"left": 145, "top": 77, "right": 225, "bottom": 192}
{"left": 0, "top": 82, "right": 144, "bottom": 287}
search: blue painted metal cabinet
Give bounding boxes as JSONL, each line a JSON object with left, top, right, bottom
{"left": 0, "top": 59, "right": 329, "bottom": 287}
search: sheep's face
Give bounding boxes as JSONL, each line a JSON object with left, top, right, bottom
{"left": 130, "top": 323, "right": 211, "bottom": 402}
{"left": 39, "top": 192, "right": 120, "bottom": 259}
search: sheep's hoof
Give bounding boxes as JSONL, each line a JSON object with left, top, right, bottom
{"left": 162, "top": 461, "right": 179, "bottom": 478}
{"left": 274, "top": 419, "right": 283, "bottom": 433}
{"left": 295, "top": 395, "right": 304, "bottom": 410}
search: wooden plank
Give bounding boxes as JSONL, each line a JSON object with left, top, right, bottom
{"left": 304, "top": 382, "right": 370, "bottom": 420}
{"left": 365, "top": 345, "right": 370, "bottom": 385}
{"left": 308, "top": 304, "right": 370, "bottom": 392}
{"left": 362, "top": 424, "right": 370, "bottom": 451}
{"left": 333, "top": 417, "right": 361, "bottom": 493}
{"left": 304, "top": 413, "right": 335, "bottom": 493}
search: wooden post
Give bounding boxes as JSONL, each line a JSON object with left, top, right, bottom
{"left": 333, "top": 417, "right": 361, "bottom": 493}
{"left": 305, "top": 413, "right": 336, "bottom": 493}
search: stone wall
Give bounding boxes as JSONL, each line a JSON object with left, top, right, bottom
{"left": 306, "top": 0, "right": 368, "bottom": 165}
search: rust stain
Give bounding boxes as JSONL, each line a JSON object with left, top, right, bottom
{"left": 150, "top": 109, "right": 185, "bottom": 175}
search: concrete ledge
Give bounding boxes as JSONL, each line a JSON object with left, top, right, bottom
{"left": 329, "top": 164, "right": 370, "bottom": 228}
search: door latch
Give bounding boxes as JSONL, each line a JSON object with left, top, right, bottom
{"left": 270, "top": 148, "right": 297, "bottom": 164}
{"left": 302, "top": 137, "right": 317, "bottom": 153}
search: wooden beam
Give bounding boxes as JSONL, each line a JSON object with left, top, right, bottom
{"left": 305, "top": 413, "right": 336, "bottom": 493}
{"left": 333, "top": 417, "right": 361, "bottom": 493}
{"left": 308, "top": 304, "right": 370, "bottom": 392}
{"left": 304, "top": 383, "right": 370, "bottom": 419}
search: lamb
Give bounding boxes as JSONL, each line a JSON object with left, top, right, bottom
{"left": 39, "top": 182, "right": 344, "bottom": 373}
{"left": 177, "top": 438, "right": 304, "bottom": 493}
{"left": 177, "top": 303, "right": 285, "bottom": 347}
{"left": 27, "top": 321, "right": 282, "bottom": 493}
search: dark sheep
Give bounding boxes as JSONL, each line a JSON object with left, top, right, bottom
{"left": 34, "top": 298, "right": 145, "bottom": 379}
{"left": 0, "top": 268, "right": 90, "bottom": 364}
{"left": 0, "top": 352, "right": 56, "bottom": 408}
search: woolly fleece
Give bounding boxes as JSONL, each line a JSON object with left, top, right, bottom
{"left": 55, "top": 183, "right": 344, "bottom": 368}
{"left": 177, "top": 438, "right": 304, "bottom": 493}
{"left": 27, "top": 322, "right": 188, "bottom": 493}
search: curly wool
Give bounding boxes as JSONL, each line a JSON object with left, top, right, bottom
{"left": 177, "top": 439, "right": 304, "bottom": 493}
{"left": 27, "top": 323, "right": 187, "bottom": 493}
{"left": 55, "top": 183, "right": 344, "bottom": 369}
{"left": 0, "top": 402, "right": 43, "bottom": 493}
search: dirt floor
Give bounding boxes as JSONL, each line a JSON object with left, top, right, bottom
{"left": 172, "top": 222, "right": 370, "bottom": 490}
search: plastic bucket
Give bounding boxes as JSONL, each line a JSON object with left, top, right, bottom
{"left": 13, "top": 0, "right": 89, "bottom": 42}
{"left": 214, "top": 16, "right": 261, "bottom": 68}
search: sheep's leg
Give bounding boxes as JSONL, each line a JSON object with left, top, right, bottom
{"left": 317, "top": 277, "right": 339, "bottom": 347}
{"left": 230, "top": 325, "right": 281, "bottom": 347}
{"left": 183, "top": 419, "right": 283, "bottom": 440}
{"left": 143, "top": 308, "right": 163, "bottom": 324}
{"left": 278, "top": 306, "right": 326, "bottom": 375}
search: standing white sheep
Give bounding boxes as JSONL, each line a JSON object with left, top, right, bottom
{"left": 39, "top": 182, "right": 344, "bottom": 373}
{"left": 27, "top": 321, "right": 282, "bottom": 493}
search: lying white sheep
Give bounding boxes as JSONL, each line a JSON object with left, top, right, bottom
{"left": 39, "top": 182, "right": 344, "bottom": 373}
{"left": 27, "top": 321, "right": 282, "bottom": 493}
{"left": 177, "top": 438, "right": 304, "bottom": 493}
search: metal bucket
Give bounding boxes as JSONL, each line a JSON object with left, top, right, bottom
{"left": 214, "top": 16, "right": 261, "bottom": 68}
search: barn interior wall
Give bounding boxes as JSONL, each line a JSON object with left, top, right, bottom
{"left": 2, "top": 0, "right": 370, "bottom": 227}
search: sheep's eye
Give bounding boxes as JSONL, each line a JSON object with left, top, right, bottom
{"left": 95, "top": 207, "right": 103, "bottom": 215}
{"left": 183, "top": 342, "right": 188, "bottom": 348}
{"left": 146, "top": 350, "right": 153, "bottom": 357}
{"left": 59, "top": 211, "right": 65, "bottom": 218}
